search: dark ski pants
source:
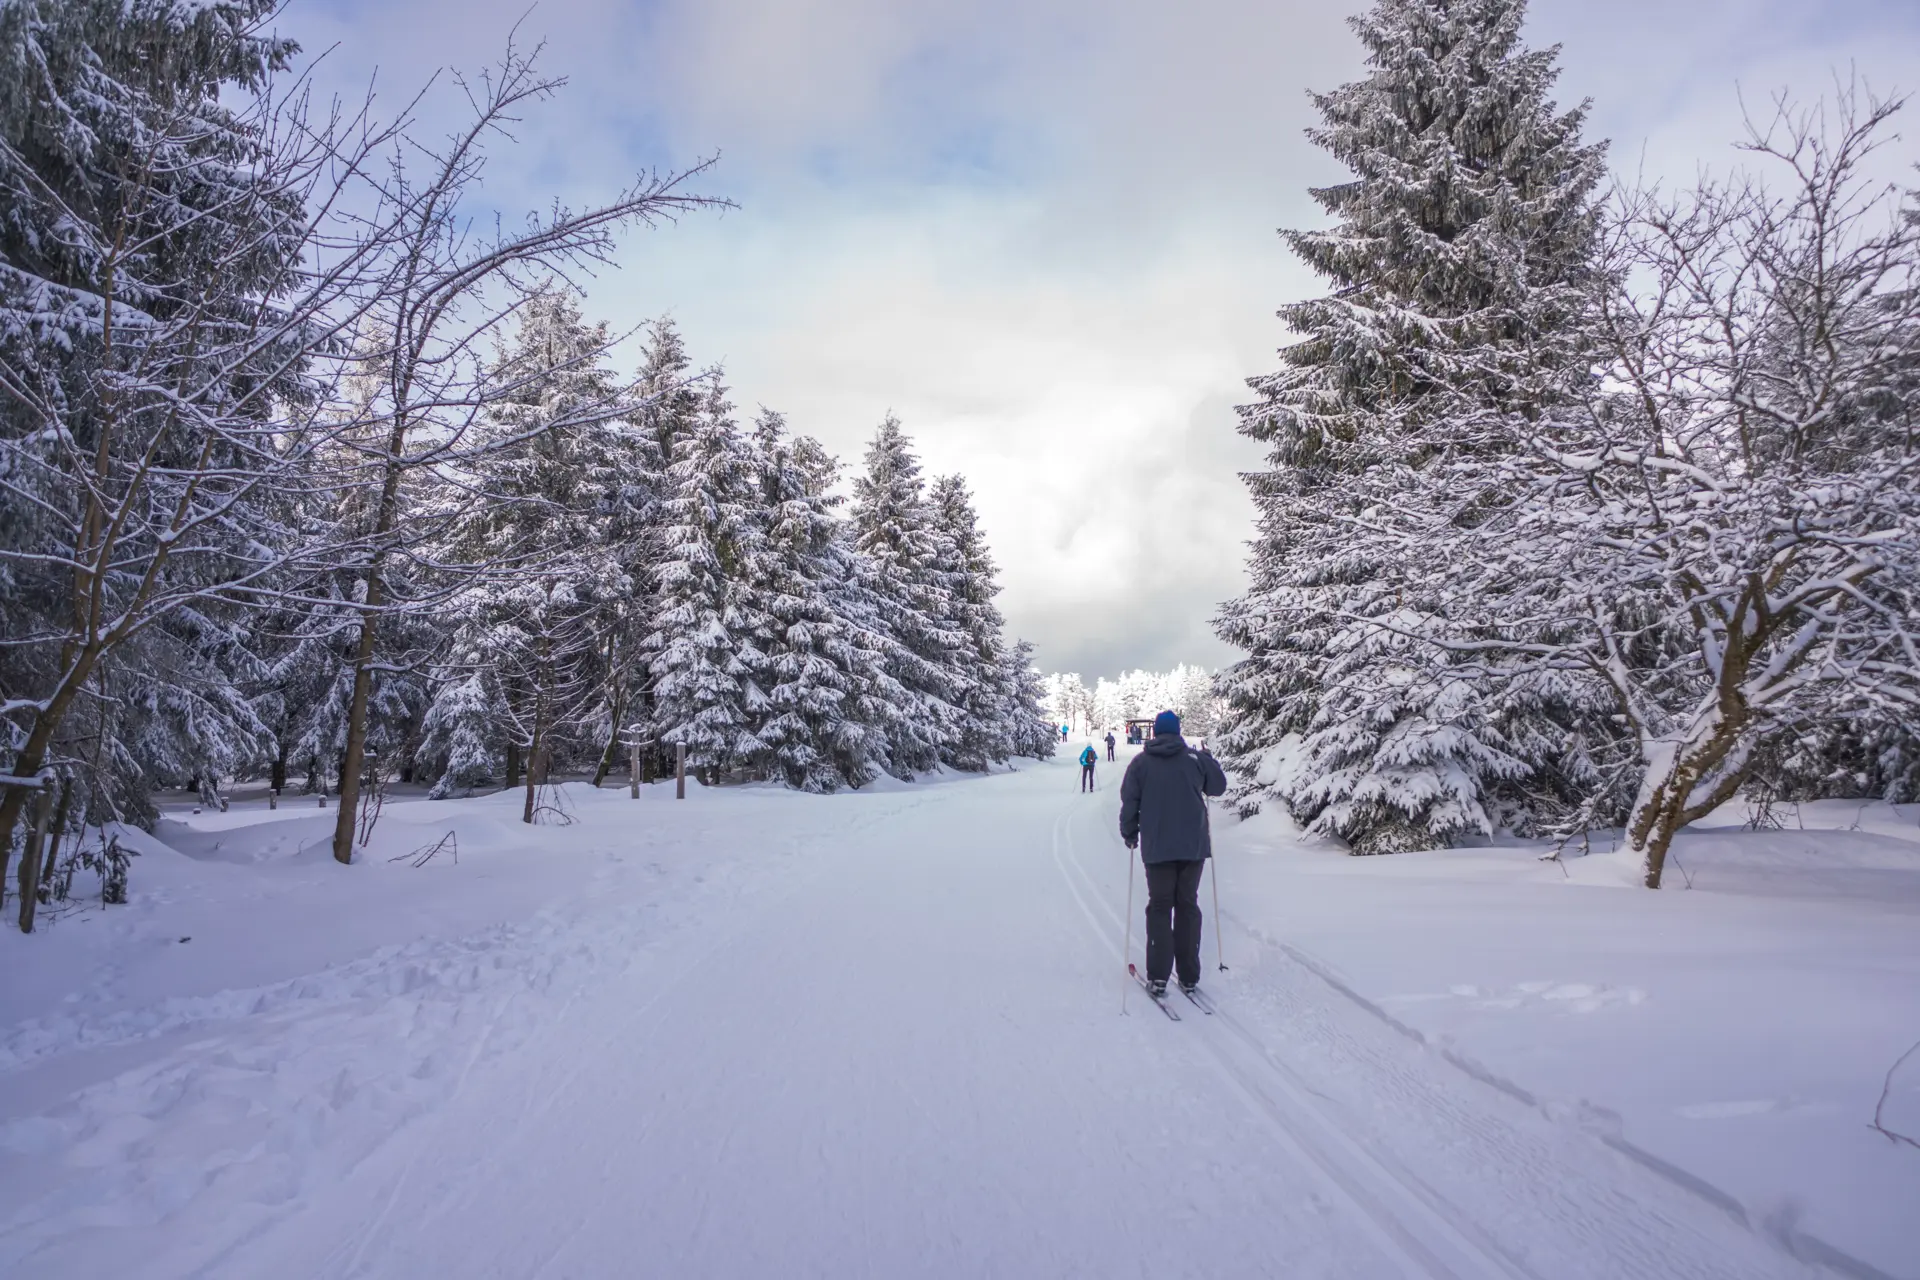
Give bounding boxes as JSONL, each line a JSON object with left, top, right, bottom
{"left": 1081, "top": 764, "right": 1096, "bottom": 792}
{"left": 1105, "top": 744, "right": 1115, "bottom": 762}
{"left": 1144, "top": 858, "right": 1205, "bottom": 987}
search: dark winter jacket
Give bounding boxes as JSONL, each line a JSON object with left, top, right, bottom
{"left": 1118, "top": 733, "right": 1227, "bottom": 863}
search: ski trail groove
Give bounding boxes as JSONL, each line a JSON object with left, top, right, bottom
{"left": 1052, "top": 792, "right": 1827, "bottom": 1280}
{"left": 1053, "top": 797, "right": 1518, "bottom": 1280}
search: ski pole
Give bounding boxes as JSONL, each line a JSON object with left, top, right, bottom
{"left": 1121, "top": 843, "right": 1136, "bottom": 1014}
{"left": 1210, "top": 855, "right": 1228, "bottom": 972}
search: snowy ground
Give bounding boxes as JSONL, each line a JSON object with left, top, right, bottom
{"left": 0, "top": 748, "right": 1915, "bottom": 1279}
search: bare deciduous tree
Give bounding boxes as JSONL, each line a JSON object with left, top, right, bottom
{"left": 1397, "top": 84, "right": 1920, "bottom": 886}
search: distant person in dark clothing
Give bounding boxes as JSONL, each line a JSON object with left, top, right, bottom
{"left": 1104, "top": 731, "right": 1116, "bottom": 763}
{"left": 1079, "top": 744, "right": 1098, "bottom": 792}
{"left": 1118, "top": 710, "right": 1228, "bottom": 996}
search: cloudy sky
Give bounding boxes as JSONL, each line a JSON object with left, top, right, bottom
{"left": 294, "top": 0, "right": 1919, "bottom": 680}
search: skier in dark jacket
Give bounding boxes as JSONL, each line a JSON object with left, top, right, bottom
{"left": 1079, "top": 744, "right": 1098, "bottom": 792}
{"left": 1104, "top": 731, "right": 1116, "bottom": 763}
{"left": 1118, "top": 710, "right": 1228, "bottom": 996}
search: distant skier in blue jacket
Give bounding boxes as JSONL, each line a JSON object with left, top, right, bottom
{"left": 1079, "top": 744, "right": 1098, "bottom": 792}
{"left": 1119, "top": 710, "right": 1228, "bottom": 996}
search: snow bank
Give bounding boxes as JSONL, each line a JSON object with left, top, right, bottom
{"left": 1216, "top": 801, "right": 1920, "bottom": 1279}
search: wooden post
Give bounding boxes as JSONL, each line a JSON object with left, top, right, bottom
{"left": 17, "top": 787, "right": 50, "bottom": 933}
{"left": 629, "top": 740, "right": 640, "bottom": 799}
{"left": 675, "top": 742, "right": 686, "bottom": 800}
{"left": 269, "top": 789, "right": 278, "bottom": 810}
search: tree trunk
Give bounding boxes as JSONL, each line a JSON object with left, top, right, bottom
{"left": 16, "top": 789, "right": 52, "bottom": 932}
{"left": 591, "top": 684, "right": 627, "bottom": 788}
{"left": 1625, "top": 701, "right": 1752, "bottom": 888}
{"left": 521, "top": 732, "right": 545, "bottom": 825}
{"left": 37, "top": 777, "right": 73, "bottom": 907}
{"left": 506, "top": 741, "right": 521, "bottom": 790}
{"left": 330, "top": 595, "right": 382, "bottom": 865}
{"left": 1626, "top": 777, "right": 1685, "bottom": 889}
{"left": 0, "top": 645, "right": 105, "bottom": 899}
{"left": 269, "top": 748, "right": 287, "bottom": 793}
{"left": 332, "top": 401, "right": 413, "bottom": 865}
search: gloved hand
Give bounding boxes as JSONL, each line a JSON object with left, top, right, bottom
{"left": 1125, "top": 836, "right": 1138, "bottom": 850}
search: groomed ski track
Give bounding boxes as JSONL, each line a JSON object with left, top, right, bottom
{"left": 1, "top": 754, "right": 1837, "bottom": 1279}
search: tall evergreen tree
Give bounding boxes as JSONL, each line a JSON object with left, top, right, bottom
{"left": 929, "top": 475, "right": 1013, "bottom": 772}
{"left": 739, "top": 412, "right": 880, "bottom": 790}
{"left": 618, "top": 319, "right": 707, "bottom": 765}
{"left": 646, "top": 379, "right": 765, "bottom": 782}
{"left": 1001, "top": 640, "right": 1060, "bottom": 762}
{"left": 849, "top": 416, "right": 962, "bottom": 779}
{"left": 418, "top": 291, "right": 629, "bottom": 809}
{"left": 0, "top": 0, "right": 306, "bottom": 853}
{"left": 1214, "top": 0, "right": 1607, "bottom": 852}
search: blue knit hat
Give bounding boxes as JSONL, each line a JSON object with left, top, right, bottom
{"left": 1153, "top": 710, "right": 1181, "bottom": 737}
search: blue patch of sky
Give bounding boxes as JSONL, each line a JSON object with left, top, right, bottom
{"left": 780, "top": 41, "right": 1057, "bottom": 194}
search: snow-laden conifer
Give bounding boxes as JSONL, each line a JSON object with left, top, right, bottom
{"left": 1215, "top": 0, "right": 1607, "bottom": 852}
{"left": 928, "top": 475, "right": 1013, "bottom": 771}
{"left": 1002, "top": 641, "right": 1060, "bottom": 761}
{"left": 0, "top": 0, "right": 306, "bottom": 855}
{"left": 417, "top": 673, "right": 499, "bottom": 799}
{"left": 419, "top": 291, "right": 632, "bottom": 816}
{"left": 645, "top": 380, "right": 766, "bottom": 782}
{"left": 737, "top": 412, "right": 878, "bottom": 790}
{"left": 615, "top": 319, "right": 708, "bottom": 768}
{"left": 849, "top": 416, "right": 963, "bottom": 778}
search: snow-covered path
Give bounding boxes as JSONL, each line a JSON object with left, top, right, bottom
{"left": 0, "top": 757, "right": 1845, "bottom": 1278}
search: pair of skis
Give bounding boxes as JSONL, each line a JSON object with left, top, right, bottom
{"left": 1128, "top": 962, "right": 1213, "bottom": 1019}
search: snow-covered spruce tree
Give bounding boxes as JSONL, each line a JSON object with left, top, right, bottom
{"left": 1042, "top": 673, "right": 1090, "bottom": 734}
{"left": 849, "top": 416, "right": 964, "bottom": 778}
{"left": 1403, "top": 89, "right": 1920, "bottom": 887}
{"left": 1213, "top": 0, "right": 1607, "bottom": 853}
{"left": 1001, "top": 641, "right": 1060, "bottom": 760}
{"left": 1171, "top": 665, "right": 1223, "bottom": 736}
{"left": 737, "top": 411, "right": 880, "bottom": 790}
{"left": 820, "top": 519, "right": 919, "bottom": 782}
{"left": 0, "top": 0, "right": 309, "bottom": 870}
{"left": 492, "top": 292, "right": 647, "bottom": 792}
{"left": 416, "top": 671, "right": 499, "bottom": 799}
{"left": 420, "top": 290, "right": 634, "bottom": 818}
{"left": 615, "top": 319, "right": 708, "bottom": 776}
{"left": 1747, "top": 713, "right": 1920, "bottom": 810}
{"left": 645, "top": 380, "right": 767, "bottom": 784}
{"left": 928, "top": 475, "right": 1014, "bottom": 771}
